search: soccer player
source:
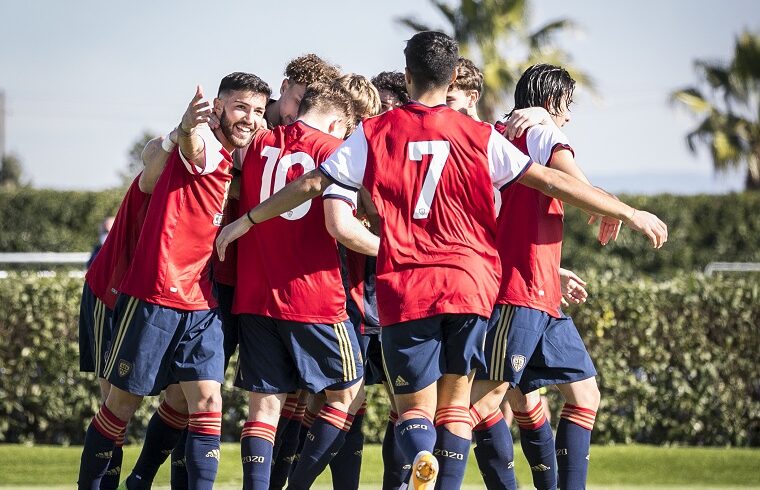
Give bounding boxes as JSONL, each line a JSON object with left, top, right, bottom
{"left": 77, "top": 72, "right": 270, "bottom": 490}
{"left": 229, "top": 82, "right": 374, "bottom": 490}
{"left": 78, "top": 129, "right": 179, "bottom": 490}
{"left": 264, "top": 54, "right": 342, "bottom": 128}
{"left": 216, "top": 31, "right": 667, "bottom": 489}
{"left": 371, "top": 71, "right": 409, "bottom": 113}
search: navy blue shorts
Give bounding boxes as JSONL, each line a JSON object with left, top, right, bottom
{"left": 478, "top": 304, "right": 597, "bottom": 393}
{"left": 235, "top": 315, "right": 363, "bottom": 394}
{"left": 380, "top": 314, "right": 488, "bottom": 395}
{"left": 105, "top": 295, "right": 225, "bottom": 396}
{"left": 78, "top": 283, "right": 113, "bottom": 376}
{"left": 214, "top": 282, "right": 239, "bottom": 372}
{"left": 358, "top": 333, "right": 385, "bottom": 385}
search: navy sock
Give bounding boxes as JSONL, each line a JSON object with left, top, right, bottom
{"left": 381, "top": 413, "right": 406, "bottom": 490}
{"left": 128, "top": 402, "right": 188, "bottom": 488}
{"left": 270, "top": 417, "right": 304, "bottom": 489}
{"left": 100, "top": 434, "right": 125, "bottom": 490}
{"left": 287, "top": 405, "right": 352, "bottom": 490}
{"left": 329, "top": 403, "right": 365, "bottom": 490}
{"left": 171, "top": 429, "right": 189, "bottom": 490}
{"left": 288, "top": 409, "right": 318, "bottom": 480}
{"left": 433, "top": 426, "right": 471, "bottom": 490}
{"left": 186, "top": 412, "right": 222, "bottom": 490}
{"left": 241, "top": 422, "right": 276, "bottom": 490}
{"left": 77, "top": 405, "right": 126, "bottom": 490}
{"left": 472, "top": 410, "right": 516, "bottom": 490}
{"left": 556, "top": 404, "right": 595, "bottom": 490}
{"left": 394, "top": 411, "right": 436, "bottom": 463}
{"left": 514, "top": 405, "right": 557, "bottom": 490}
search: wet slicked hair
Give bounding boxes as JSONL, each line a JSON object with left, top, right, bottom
{"left": 297, "top": 82, "right": 355, "bottom": 125}
{"left": 218, "top": 72, "right": 271, "bottom": 99}
{"left": 404, "top": 31, "right": 459, "bottom": 90}
{"left": 285, "top": 54, "right": 341, "bottom": 86}
{"left": 334, "top": 74, "right": 381, "bottom": 123}
{"left": 512, "top": 64, "right": 575, "bottom": 116}
{"left": 452, "top": 57, "right": 483, "bottom": 93}
{"left": 371, "top": 71, "right": 409, "bottom": 104}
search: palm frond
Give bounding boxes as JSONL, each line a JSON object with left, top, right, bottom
{"left": 528, "top": 18, "right": 578, "bottom": 51}
{"left": 395, "top": 16, "right": 435, "bottom": 33}
{"left": 670, "top": 87, "right": 713, "bottom": 114}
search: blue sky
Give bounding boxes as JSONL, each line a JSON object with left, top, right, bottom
{"left": 1, "top": 0, "right": 758, "bottom": 193}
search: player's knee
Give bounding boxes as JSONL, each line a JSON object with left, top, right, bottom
{"left": 506, "top": 388, "right": 533, "bottom": 412}
{"left": 164, "top": 385, "right": 189, "bottom": 414}
{"left": 191, "top": 391, "right": 222, "bottom": 413}
{"left": 248, "top": 393, "right": 283, "bottom": 422}
{"left": 105, "top": 387, "right": 143, "bottom": 421}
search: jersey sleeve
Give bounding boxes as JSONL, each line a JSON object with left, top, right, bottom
{"left": 524, "top": 125, "right": 574, "bottom": 167}
{"left": 179, "top": 124, "right": 225, "bottom": 176}
{"left": 323, "top": 184, "right": 358, "bottom": 211}
{"left": 318, "top": 123, "right": 369, "bottom": 191}
{"left": 487, "top": 126, "right": 533, "bottom": 189}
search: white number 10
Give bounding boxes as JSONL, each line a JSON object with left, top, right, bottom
{"left": 409, "top": 140, "right": 450, "bottom": 219}
{"left": 260, "top": 146, "right": 315, "bottom": 220}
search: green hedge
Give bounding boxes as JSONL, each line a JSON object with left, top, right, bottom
{"left": 1, "top": 189, "right": 760, "bottom": 276}
{"left": 0, "top": 273, "right": 757, "bottom": 446}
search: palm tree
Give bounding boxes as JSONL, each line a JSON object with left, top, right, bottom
{"left": 397, "top": 0, "right": 593, "bottom": 121}
{"left": 671, "top": 31, "right": 760, "bottom": 191}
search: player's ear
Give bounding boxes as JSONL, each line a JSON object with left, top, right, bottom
{"left": 404, "top": 68, "right": 412, "bottom": 90}
{"left": 280, "top": 79, "right": 289, "bottom": 96}
{"left": 213, "top": 97, "right": 223, "bottom": 116}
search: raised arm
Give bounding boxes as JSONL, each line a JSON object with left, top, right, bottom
{"left": 178, "top": 85, "right": 213, "bottom": 165}
{"left": 139, "top": 128, "right": 177, "bottom": 193}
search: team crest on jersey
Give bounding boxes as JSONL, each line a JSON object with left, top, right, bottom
{"left": 511, "top": 355, "right": 526, "bottom": 372}
{"left": 213, "top": 213, "right": 224, "bottom": 226}
{"left": 118, "top": 360, "right": 132, "bottom": 377}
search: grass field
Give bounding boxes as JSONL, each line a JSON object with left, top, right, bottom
{"left": 0, "top": 443, "right": 758, "bottom": 489}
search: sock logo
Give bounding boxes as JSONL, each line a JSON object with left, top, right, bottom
{"left": 205, "top": 448, "right": 221, "bottom": 461}
{"left": 586, "top": 454, "right": 590, "bottom": 461}
{"left": 402, "top": 464, "right": 412, "bottom": 470}
{"left": 354, "top": 450, "right": 362, "bottom": 456}
{"left": 511, "top": 354, "right": 526, "bottom": 372}
{"left": 118, "top": 360, "right": 132, "bottom": 377}
{"left": 242, "top": 455, "right": 265, "bottom": 464}
{"left": 95, "top": 451, "right": 113, "bottom": 459}
{"left": 394, "top": 375, "right": 409, "bottom": 387}
{"left": 284, "top": 455, "right": 297, "bottom": 463}
{"left": 433, "top": 449, "right": 464, "bottom": 460}
{"left": 104, "top": 465, "right": 121, "bottom": 476}
{"left": 161, "top": 449, "right": 173, "bottom": 456}
{"left": 507, "top": 461, "right": 515, "bottom": 469}
{"left": 399, "top": 423, "right": 429, "bottom": 435}
{"left": 171, "top": 458, "right": 186, "bottom": 467}
{"left": 556, "top": 448, "right": 568, "bottom": 456}
{"left": 531, "top": 463, "right": 552, "bottom": 472}
{"left": 306, "top": 431, "right": 315, "bottom": 442}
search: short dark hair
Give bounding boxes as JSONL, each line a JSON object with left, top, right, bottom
{"left": 452, "top": 57, "right": 483, "bottom": 93}
{"left": 404, "top": 31, "right": 459, "bottom": 90}
{"left": 371, "top": 71, "right": 410, "bottom": 103}
{"left": 297, "top": 82, "right": 355, "bottom": 125}
{"left": 512, "top": 64, "right": 575, "bottom": 116}
{"left": 218, "top": 72, "right": 272, "bottom": 99}
{"left": 285, "top": 54, "right": 341, "bottom": 86}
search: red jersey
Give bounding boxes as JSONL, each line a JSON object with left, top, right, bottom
{"left": 320, "top": 102, "right": 531, "bottom": 325}
{"left": 85, "top": 176, "right": 150, "bottom": 310}
{"left": 233, "top": 121, "right": 348, "bottom": 323}
{"left": 494, "top": 122, "right": 573, "bottom": 317}
{"left": 119, "top": 127, "right": 233, "bottom": 310}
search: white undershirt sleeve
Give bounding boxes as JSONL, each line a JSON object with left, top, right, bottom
{"left": 318, "top": 123, "right": 369, "bottom": 190}
{"left": 487, "top": 126, "right": 532, "bottom": 189}
{"left": 179, "top": 124, "right": 224, "bottom": 176}
{"left": 524, "top": 125, "right": 573, "bottom": 166}
{"left": 323, "top": 183, "right": 358, "bottom": 211}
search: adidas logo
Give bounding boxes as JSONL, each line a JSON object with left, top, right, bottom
{"left": 205, "top": 448, "right": 221, "bottom": 461}
{"left": 531, "top": 463, "right": 552, "bottom": 472}
{"left": 95, "top": 451, "right": 113, "bottom": 459}
{"left": 354, "top": 450, "right": 363, "bottom": 456}
{"left": 394, "top": 375, "right": 409, "bottom": 387}
{"left": 171, "top": 458, "right": 186, "bottom": 467}
{"left": 104, "top": 466, "right": 121, "bottom": 476}
{"left": 161, "top": 449, "right": 173, "bottom": 456}
{"left": 507, "top": 461, "right": 515, "bottom": 469}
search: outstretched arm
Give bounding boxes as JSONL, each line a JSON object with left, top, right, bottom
{"left": 324, "top": 197, "right": 380, "bottom": 256}
{"left": 519, "top": 164, "right": 668, "bottom": 248}
{"left": 215, "top": 169, "right": 332, "bottom": 261}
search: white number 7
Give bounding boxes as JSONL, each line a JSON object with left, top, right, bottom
{"left": 409, "top": 140, "right": 450, "bottom": 219}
